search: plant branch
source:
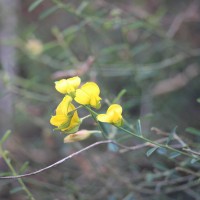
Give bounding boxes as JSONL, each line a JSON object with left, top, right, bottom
{"left": 0, "top": 142, "right": 35, "bottom": 199}
{"left": 0, "top": 140, "right": 112, "bottom": 179}
{"left": 0, "top": 137, "right": 182, "bottom": 180}
{"left": 118, "top": 126, "right": 200, "bottom": 160}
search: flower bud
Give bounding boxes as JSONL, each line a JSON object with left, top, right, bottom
{"left": 64, "top": 130, "right": 93, "bottom": 143}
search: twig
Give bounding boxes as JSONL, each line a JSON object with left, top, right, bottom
{"left": 176, "top": 167, "right": 200, "bottom": 178}
{"left": 0, "top": 140, "right": 112, "bottom": 179}
{"left": 183, "top": 148, "right": 200, "bottom": 156}
{"left": 0, "top": 141, "right": 35, "bottom": 199}
{"left": 0, "top": 128, "right": 199, "bottom": 180}
{"left": 0, "top": 140, "right": 153, "bottom": 179}
{"left": 0, "top": 138, "right": 179, "bottom": 180}
{"left": 119, "top": 137, "right": 168, "bottom": 153}
{"left": 164, "top": 179, "right": 199, "bottom": 194}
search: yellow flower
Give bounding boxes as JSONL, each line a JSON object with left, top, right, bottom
{"left": 55, "top": 76, "right": 81, "bottom": 96}
{"left": 75, "top": 82, "right": 101, "bottom": 109}
{"left": 97, "top": 104, "right": 123, "bottom": 126}
{"left": 64, "top": 130, "right": 93, "bottom": 143}
{"left": 50, "top": 95, "right": 81, "bottom": 133}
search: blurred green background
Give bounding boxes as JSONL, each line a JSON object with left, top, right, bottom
{"left": 0, "top": 0, "right": 200, "bottom": 199}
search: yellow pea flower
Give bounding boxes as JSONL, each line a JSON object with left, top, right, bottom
{"left": 74, "top": 82, "right": 101, "bottom": 109}
{"left": 97, "top": 104, "right": 123, "bottom": 126}
{"left": 55, "top": 76, "right": 81, "bottom": 96}
{"left": 50, "top": 95, "right": 81, "bottom": 133}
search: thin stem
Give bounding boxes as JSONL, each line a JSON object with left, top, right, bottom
{"left": 118, "top": 126, "right": 199, "bottom": 160}
{"left": 0, "top": 140, "right": 112, "bottom": 179}
{"left": 0, "top": 147, "right": 35, "bottom": 200}
{"left": 82, "top": 106, "right": 199, "bottom": 160}
{"left": 81, "top": 114, "right": 91, "bottom": 121}
{"left": 0, "top": 135, "right": 199, "bottom": 180}
{"left": 84, "top": 105, "right": 108, "bottom": 139}
{"left": 0, "top": 139, "right": 172, "bottom": 179}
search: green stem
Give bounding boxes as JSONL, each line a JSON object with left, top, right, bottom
{"left": 84, "top": 105, "right": 108, "bottom": 139}
{"left": 0, "top": 147, "right": 35, "bottom": 200}
{"left": 118, "top": 126, "right": 199, "bottom": 160}
{"left": 83, "top": 106, "right": 199, "bottom": 160}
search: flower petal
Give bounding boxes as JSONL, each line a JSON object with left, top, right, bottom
{"left": 56, "top": 96, "right": 72, "bottom": 115}
{"left": 50, "top": 115, "right": 68, "bottom": 127}
{"left": 55, "top": 76, "right": 81, "bottom": 94}
{"left": 97, "top": 104, "right": 123, "bottom": 126}
{"left": 50, "top": 97, "right": 81, "bottom": 133}
{"left": 74, "top": 82, "right": 101, "bottom": 108}
{"left": 74, "top": 89, "right": 90, "bottom": 105}
{"left": 107, "top": 104, "right": 122, "bottom": 115}
{"left": 97, "top": 114, "right": 112, "bottom": 123}
{"left": 68, "top": 76, "right": 81, "bottom": 89}
{"left": 81, "top": 82, "right": 100, "bottom": 95}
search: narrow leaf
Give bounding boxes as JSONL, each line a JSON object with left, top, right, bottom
{"left": 157, "top": 147, "right": 167, "bottom": 155}
{"left": 146, "top": 146, "right": 158, "bottom": 157}
{"left": 169, "top": 152, "right": 181, "bottom": 159}
{"left": 190, "top": 158, "right": 199, "bottom": 164}
{"left": 135, "top": 119, "right": 142, "bottom": 136}
{"left": 186, "top": 127, "right": 200, "bottom": 136}
{"left": 28, "top": 0, "right": 44, "bottom": 12}
{"left": 76, "top": 1, "right": 89, "bottom": 15}
{"left": 153, "top": 162, "right": 168, "bottom": 171}
{"left": 19, "top": 161, "right": 29, "bottom": 174}
{"left": 113, "top": 89, "right": 126, "bottom": 104}
{"left": 39, "top": 6, "right": 59, "bottom": 19}
{"left": 10, "top": 187, "right": 24, "bottom": 194}
{"left": 108, "top": 143, "right": 119, "bottom": 152}
{"left": 0, "top": 130, "right": 11, "bottom": 146}
{"left": 98, "top": 121, "right": 109, "bottom": 136}
{"left": 166, "top": 126, "right": 177, "bottom": 145}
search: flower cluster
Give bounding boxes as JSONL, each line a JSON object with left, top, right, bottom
{"left": 50, "top": 76, "right": 123, "bottom": 142}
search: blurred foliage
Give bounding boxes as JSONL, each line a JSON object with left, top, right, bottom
{"left": 0, "top": 0, "right": 200, "bottom": 199}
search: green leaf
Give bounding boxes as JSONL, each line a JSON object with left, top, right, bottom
{"left": 146, "top": 146, "right": 158, "bottom": 157}
{"left": 135, "top": 119, "right": 142, "bottom": 136}
{"left": 153, "top": 162, "right": 168, "bottom": 171}
{"left": 39, "top": 6, "right": 59, "bottom": 20}
{"left": 108, "top": 143, "right": 118, "bottom": 152}
{"left": 76, "top": 1, "right": 89, "bottom": 15}
{"left": 19, "top": 161, "right": 29, "bottom": 174}
{"left": 0, "top": 172, "right": 11, "bottom": 177}
{"left": 190, "top": 158, "right": 199, "bottom": 164}
{"left": 146, "top": 173, "right": 154, "bottom": 182}
{"left": 186, "top": 127, "right": 200, "bottom": 136}
{"left": 157, "top": 147, "right": 167, "bottom": 155}
{"left": 169, "top": 152, "right": 181, "bottom": 159}
{"left": 28, "top": 0, "right": 44, "bottom": 12}
{"left": 113, "top": 89, "right": 126, "bottom": 104}
{"left": 166, "top": 126, "right": 177, "bottom": 145}
{"left": 0, "top": 130, "right": 11, "bottom": 146}
{"left": 10, "top": 187, "right": 24, "bottom": 194}
{"left": 98, "top": 121, "right": 109, "bottom": 136}
{"left": 124, "top": 21, "right": 145, "bottom": 31}
{"left": 63, "top": 125, "right": 80, "bottom": 134}
{"left": 197, "top": 98, "right": 200, "bottom": 103}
